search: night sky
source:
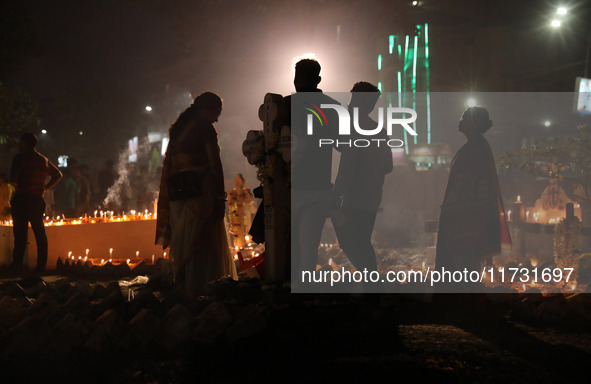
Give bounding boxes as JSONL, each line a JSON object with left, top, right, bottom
{"left": 3, "top": 0, "right": 591, "bottom": 180}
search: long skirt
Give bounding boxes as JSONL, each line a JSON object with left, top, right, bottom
{"left": 169, "top": 195, "right": 233, "bottom": 296}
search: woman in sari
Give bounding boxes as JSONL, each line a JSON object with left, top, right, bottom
{"left": 156, "top": 92, "right": 233, "bottom": 296}
{"left": 435, "top": 107, "right": 511, "bottom": 292}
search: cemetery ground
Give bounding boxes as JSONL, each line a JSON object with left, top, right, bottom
{"left": 0, "top": 261, "right": 589, "bottom": 383}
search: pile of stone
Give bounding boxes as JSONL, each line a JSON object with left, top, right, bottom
{"left": 0, "top": 264, "right": 283, "bottom": 358}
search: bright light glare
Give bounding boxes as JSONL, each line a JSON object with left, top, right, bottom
{"left": 544, "top": 121, "right": 551, "bottom": 127}
{"left": 466, "top": 98, "right": 477, "bottom": 108}
{"left": 557, "top": 7, "right": 567, "bottom": 15}
{"left": 291, "top": 52, "right": 319, "bottom": 74}
{"left": 551, "top": 20, "right": 561, "bottom": 28}
{"left": 412, "top": 1, "right": 418, "bottom": 5}
{"left": 79, "top": 131, "right": 83, "bottom": 135}
{"left": 41, "top": 129, "right": 47, "bottom": 134}
{"left": 145, "top": 106, "right": 152, "bottom": 111}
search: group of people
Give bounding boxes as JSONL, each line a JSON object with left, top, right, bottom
{"left": 5, "top": 58, "right": 511, "bottom": 298}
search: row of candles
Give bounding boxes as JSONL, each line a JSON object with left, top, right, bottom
{"left": 508, "top": 195, "right": 582, "bottom": 224}
{"left": 64, "top": 248, "right": 168, "bottom": 266}
{"left": 1, "top": 210, "right": 157, "bottom": 227}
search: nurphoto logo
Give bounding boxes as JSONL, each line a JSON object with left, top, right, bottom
{"left": 306, "top": 104, "right": 418, "bottom": 148}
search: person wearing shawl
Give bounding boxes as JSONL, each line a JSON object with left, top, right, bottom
{"left": 155, "top": 92, "right": 233, "bottom": 296}
{"left": 435, "top": 107, "right": 511, "bottom": 292}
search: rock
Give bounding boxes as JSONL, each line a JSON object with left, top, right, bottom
{"left": 23, "top": 280, "right": 48, "bottom": 299}
{"left": 115, "top": 262, "right": 131, "bottom": 277}
{"left": 29, "top": 292, "right": 60, "bottom": 320}
{"left": 43, "top": 313, "right": 91, "bottom": 355}
{"left": 190, "top": 302, "right": 232, "bottom": 344}
{"left": 128, "top": 288, "right": 160, "bottom": 319}
{"left": 6, "top": 283, "right": 26, "bottom": 298}
{"left": 74, "top": 280, "right": 93, "bottom": 297}
{"left": 62, "top": 291, "right": 92, "bottom": 318}
{"left": 52, "top": 277, "right": 72, "bottom": 294}
{"left": 161, "top": 304, "right": 195, "bottom": 349}
{"left": 91, "top": 289, "right": 127, "bottom": 320}
{"left": 2, "top": 314, "right": 52, "bottom": 357}
{"left": 0, "top": 295, "right": 26, "bottom": 328}
{"left": 225, "top": 304, "right": 267, "bottom": 341}
{"left": 128, "top": 308, "right": 162, "bottom": 346}
{"left": 158, "top": 289, "right": 191, "bottom": 317}
{"left": 18, "top": 276, "right": 45, "bottom": 289}
{"left": 131, "top": 260, "right": 150, "bottom": 276}
{"left": 83, "top": 309, "right": 126, "bottom": 351}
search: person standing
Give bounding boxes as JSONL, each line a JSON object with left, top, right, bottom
{"left": 435, "top": 107, "right": 511, "bottom": 292}
{"left": 9, "top": 132, "right": 62, "bottom": 272}
{"left": 156, "top": 92, "right": 233, "bottom": 296}
{"left": 289, "top": 58, "right": 341, "bottom": 274}
{"left": 331, "top": 82, "right": 393, "bottom": 274}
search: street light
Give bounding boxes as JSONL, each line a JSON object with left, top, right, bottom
{"left": 145, "top": 106, "right": 152, "bottom": 112}
{"left": 557, "top": 7, "right": 567, "bottom": 16}
{"left": 551, "top": 19, "right": 562, "bottom": 28}
{"left": 41, "top": 129, "right": 47, "bottom": 134}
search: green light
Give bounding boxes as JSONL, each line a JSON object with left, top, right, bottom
{"left": 397, "top": 72, "right": 402, "bottom": 94}
{"left": 412, "top": 36, "right": 418, "bottom": 86}
{"left": 425, "top": 23, "right": 429, "bottom": 60}
{"left": 378, "top": 54, "right": 382, "bottom": 70}
{"left": 404, "top": 35, "right": 410, "bottom": 72}
{"left": 389, "top": 35, "right": 395, "bottom": 54}
{"left": 416, "top": 24, "right": 421, "bottom": 30}
{"left": 398, "top": 44, "right": 402, "bottom": 56}
{"left": 377, "top": 82, "right": 382, "bottom": 92}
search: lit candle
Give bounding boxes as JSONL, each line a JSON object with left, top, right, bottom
{"left": 136, "top": 251, "right": 139, "bottom": 258}
{"left": 85, "top": 249, "right": 89, "bottom": 257}
{"left": 163, "top": 252, "right": 167, "bottom": 259}
{"left": 507, "top": 210, "right": 512, "bottom": 221}
{"left": 109, "top": 248, "right": 113, "bottom": 258}
{"left": 152, "top": 255, "right": 155, "bottom": 264}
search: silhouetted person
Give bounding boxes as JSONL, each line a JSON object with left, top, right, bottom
{"left": 9, "top": 133, "right": 62, "bottom": 271}
{"left": 332, "top": 82, "right": 392, "bottom": 274}
{"left": 435, "top": 107, "right": 511, "bottom": 292}
{"left": 156, "top": 92, "right": 233, "bottom": 296}
{"left": 289, "top": 58, "right": 341, "bottom": 275}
